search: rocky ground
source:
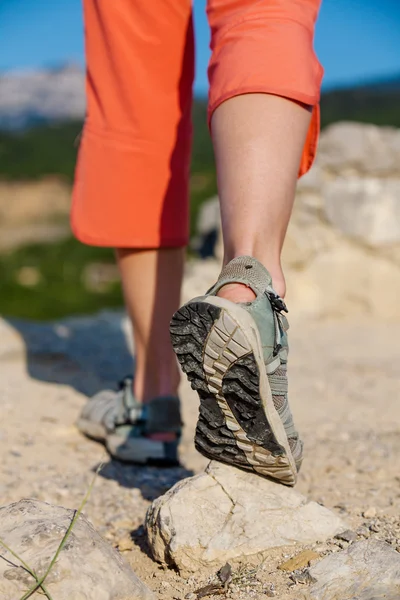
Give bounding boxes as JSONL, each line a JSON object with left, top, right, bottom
{"left": 0, "top": 258, "right": 399, "bottom": 599}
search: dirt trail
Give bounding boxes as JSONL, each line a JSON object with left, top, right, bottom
{"left": 0, "top": 302, "right": 399, "bottom": 598}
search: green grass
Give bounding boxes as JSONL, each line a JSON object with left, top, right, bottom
{"left": 0, "top": 122, "right": 81, "bottom": 181}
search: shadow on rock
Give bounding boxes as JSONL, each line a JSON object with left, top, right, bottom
{"left": 129, "top": 524, "right": 154, "bottom": 560}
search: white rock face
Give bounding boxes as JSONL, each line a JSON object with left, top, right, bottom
{"left": 324, "top": 177, "right": 400, "bottom": 246}
{"left": 0, "top": 499, "right": 155, "bottom": 600}
{"left": 286, "top": 241, "right": 400, "bottom": 319}
{"left": 146, "top": 461, "right": 345, "bottom": 574}
{"left": 317, "top": 122, "right": 400, "bottom": 175}
{"left": 309, "top": 539, "right": 400, "bottom": 600}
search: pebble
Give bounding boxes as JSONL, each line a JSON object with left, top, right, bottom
{"left": 356, "top": 525, "right": 370, "bottom": 538}
{"left": 278, "top": 550, "right": 320, "bottom": 572}
{"left": 117, "top": 536, "right": 134, "bottom": 552}
{"left": 290, "top": 570, "right": 316, "bottom": 585}
{"left": 335, "top": 529, "right": 357, "bottom": 543}
{"left": 363, "top": 507, "right": 377, "bottom": 519}
{"left": 315, "top": 543, "right": 331, "bottom": 554}
{"left": 333, "top": 503, "right": 348, "bottom": 513}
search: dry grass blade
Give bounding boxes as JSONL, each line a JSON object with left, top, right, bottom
{"left": 0, "top": 537, "right": 53, "bottom": 599}
{"left": 19, "top": 462, "right": 103, "bottom": 600}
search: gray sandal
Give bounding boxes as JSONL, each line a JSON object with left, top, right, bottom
{"left": 77, "top": 377, "right": 182, "bottom": 466}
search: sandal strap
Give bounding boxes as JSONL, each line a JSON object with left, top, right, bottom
{"left": 114, "top": 378, "right": 182, "bottom": 434}
{"left": 208, "top": 255, "right": 273, "bottom": 297}
{"left": 143, "top": 396, "right": 182, "bottom": 435}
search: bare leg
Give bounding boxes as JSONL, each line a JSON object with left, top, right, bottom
{"left": 211, "top": 94, "right": 312, "bottom": 300}
{"left": 116, "top": 248, "right": 183, "bottom": 407}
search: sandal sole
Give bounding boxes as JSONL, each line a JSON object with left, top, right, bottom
{"left": 170, "top": 297, "right": 297, "bottom": 486}
{"left": 106, "top": 435, "right": 179, "bottom": 467}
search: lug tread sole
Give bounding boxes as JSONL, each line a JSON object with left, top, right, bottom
{"left": 170, "top": 301, "right": 295, "bottom": 485}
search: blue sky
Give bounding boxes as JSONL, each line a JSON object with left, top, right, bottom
{"left": 1, "top": 0, "right": 399, "bottom": 93}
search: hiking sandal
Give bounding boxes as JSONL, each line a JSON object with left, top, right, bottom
{"left": 77, "top": 377, "right": 182, "bottom": 466}
{"left": 170, "top": 256, "right": 302, "bottom": 486}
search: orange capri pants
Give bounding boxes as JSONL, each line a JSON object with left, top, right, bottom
{"left": 72, "top": 0, "right": 323, "bottom": 248}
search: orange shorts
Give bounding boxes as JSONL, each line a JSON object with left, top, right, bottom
{"left": 71, "top": 0, "right": 323, "bottom": 248}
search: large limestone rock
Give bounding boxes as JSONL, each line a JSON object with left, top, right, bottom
{"left": 146, "top": 461, "right": 344, "bottom": 574}
{"left": 286, "top": 241, "right": 400, "bottom": 320}
{"left": 283, "top": 191, "right": 340, "bottom": 269}
{"left": 309, "top": 539, "right": 400, "bottom": 600}
{"left": 324, "top": 177, "right": 400, "bottom": 246}
{"left": 316, "top": 122, "right": 400, "bottom": 175}
{"left": 0, "top": 499, "right": 155, "bottom": 600}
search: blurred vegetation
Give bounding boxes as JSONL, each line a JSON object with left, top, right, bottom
{"left": 1, "top": 84, "right": 399, "bottom": 320}
{"left": 0, "top": 238, "right": 122, "bottom": 320}
{"left": 320, "top": 82, "right": 400, "bottom": 128}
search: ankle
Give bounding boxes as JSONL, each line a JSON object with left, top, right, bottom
{"left": 133, "top": 363, "right": 180, "bottom": 404}
{"left": 269, "top": 269, "right": 286, "bottom": 298}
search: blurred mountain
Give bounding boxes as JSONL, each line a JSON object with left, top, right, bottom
{"left": 0, "top": 65, "right": 85, "bottom": 129}
{"left": 1, "top": 64, "right": 400, "bottom": 130}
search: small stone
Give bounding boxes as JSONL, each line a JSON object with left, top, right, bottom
{"left": 117, "top": 536, "right": 135, "bottom": 552}
{"left": 10, "top": 449, "right": 22, "bottom": 457}
{"left": 315, "top": 544, "right": 330, "bottom": 554}
{"left": 335, "top": 529, "right": 357, "bottom": 543}
{"left": 356, "top": 526, "right": 370, "bottom": 538}
{"left": 184, "top": 594, "right": 196, "bottom": 600}
{"left": 290, "top": 570, "right": 317, "bottom": 585}
{"left": 279, "top": 550, "right": 320, "bottom": 572}
{"left": 217, "top": 562, "right": 232, "bottom": 584}
{"left": 333, "top": 503, "right": 347, "bottom": 513}
{"left": 363, "top": 507, "right": 377, "bottom": 519}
